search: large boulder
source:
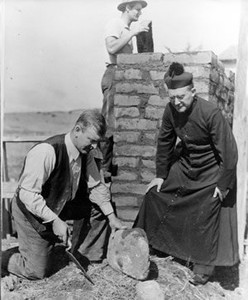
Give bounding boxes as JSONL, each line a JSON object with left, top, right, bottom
{"left": 107, "top": 228, "right": 150, "bottom": 280}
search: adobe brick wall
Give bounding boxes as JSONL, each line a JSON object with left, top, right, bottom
{"left": 111, "top": 51, "right": 235, "bottom": 223}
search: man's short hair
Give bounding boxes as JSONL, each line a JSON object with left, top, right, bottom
{"left": 75, "top": 109, "right": 106, "bottom": 138}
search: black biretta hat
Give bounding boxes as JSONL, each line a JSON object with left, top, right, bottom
{"left": 164, "top": 62, "right": 193, "bottom": 89}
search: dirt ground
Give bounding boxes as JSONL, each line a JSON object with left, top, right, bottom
{"left": 1, "top": 238, "right": 248, "bottom": 300}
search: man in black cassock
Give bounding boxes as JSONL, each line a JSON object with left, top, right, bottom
{"left": 134, "top": 62, "right": 239, "bottom": 285}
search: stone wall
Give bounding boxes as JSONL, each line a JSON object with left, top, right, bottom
{"left": 111, "top": 51, "right": 235, "bottom": 223}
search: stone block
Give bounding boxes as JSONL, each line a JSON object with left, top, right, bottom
{"left": 115, "top": 170, "right": 138, "bottom": 181}
{"left": 112, "top": 183, "right": 147, "bottom": 195}
{"left": 148, "top": 95, "right": 168, "bottom": 107}
{"left": 194, "top": 79, "right": 210, "bottom": 94}
{"left": 114, "top": 157, "right": 139, "bottom": 168}
{"left": 145, "top": 106, "right": 164, "bottom": 120}
{"left": 114, "top": 107, "right": 140, "bottom": 118}
{"left": 117, "top": 53, "right": 163, "bottom": 65}
{"left": 114, "top": 196, "right": 139, "bottom": 207}
{"left": 136, "top": 280, "right": 165, "bottom": 300}
{"left": 197, "top": 93, "right": 210, "bottom": 102}
{"left": 223, "top": 77, "right": 234, "bottom": 91}
{"left": 114, "top": 131, "right": 140, "bottom": 143}
{"left": 114, "top": 94, "right": 141, "bottom": 106}
{"left": 209, "top": 95, "right": 218, "bottom": 105}
{"left": 115, "top": 70, "right": 124, "bottom": 81}
{"left": 107, "top": 228, "right": 149, "bottom": 280}
{"left": 116, "top": 208, "right": 140, "bottom": 221}
{"left": 143, "top": 133, "right": 157, "bottom": 143}
{"left": 141, "top": 169, "right": 156, "bottom": 182}
{"left": 115, "top": 82, "right": 159, "bottom": 95}
{"left": 115, "top": 145, "right": 156, "bottom": 157}
{"left": 142, "top": 159, "right": 156, "bottom": 169}
{"left": 149, "top": 70, "right": 165, "bottom": 80}
{"left": 184, "top": 65, "right": 210, "bottom": 78}
{"left": 116, "top": 118, "right": 158, "bottom": 130}
{"left": 124, "top": 69, "right": 143, "bottom": 80}
{"left": 220, "top": 89, "right": 228, "bottom": 101}
{"left": 163, "top": 51, "right": 217, "bottom": 65}
{"left": 210, "top": 68, "right": 220, "bottom": 84}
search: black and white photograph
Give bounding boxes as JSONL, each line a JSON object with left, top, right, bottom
{"left": 1, "top": 0, "right": 248, "bottom": 299}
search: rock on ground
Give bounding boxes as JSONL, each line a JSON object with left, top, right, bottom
{"left": 107, "top": 228, "right": 150, "bottom": 280}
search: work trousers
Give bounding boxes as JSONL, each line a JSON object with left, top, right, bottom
{"left": 7, "top": 198, "right": 110, "bottom": 280}
{"left": 100, "top": 65, "right": 116, "bottom": 180}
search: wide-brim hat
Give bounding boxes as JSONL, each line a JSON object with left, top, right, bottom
{"left": 117, "top": 0, "right": 148, "bottom": 12}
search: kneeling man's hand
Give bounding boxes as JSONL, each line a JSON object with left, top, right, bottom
{"left": 146, "top": 178, "right": 164, "bottom": 193}
{"left": 52, "top": 217, "right": 69, "bottom": 245}
{"left": 108, "top": 213, "right": 127, "bottom": 232}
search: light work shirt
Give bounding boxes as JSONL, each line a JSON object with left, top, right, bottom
{"left": 104, "top": 18, "right": 133, "bottom": 64}
{"left": 18, "top": 133, "right": 113, "bottom": 223}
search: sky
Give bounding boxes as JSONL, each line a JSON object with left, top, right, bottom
{"left": 2, "top": 0, "right": 241, "bottom": 113}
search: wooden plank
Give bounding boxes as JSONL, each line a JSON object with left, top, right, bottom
{"left": 2, "top": 136, "right": 48, "bottom": 142}
{"left": 2, "top": 142, "right": 9, "bottom": 181}
{"left": 232, "top": 0, "right": 248, "bottom": 259}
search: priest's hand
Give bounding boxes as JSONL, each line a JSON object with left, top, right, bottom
{"left": 108, "top": 213, "right": 127, "bottom": 232}
{"left": 52, "top": 217, "right": 69, "bottom": 244}
{"left": 213, "top": 186, "right": 229, "bottom": 202}
{"left": 146, "top": 178, "right": 164, "bottom": 193}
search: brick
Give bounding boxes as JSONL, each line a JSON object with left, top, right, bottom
{"left": 141, "top": 169, "right": 156, "bottom": 182}
{"left": 197, "top": 93, "right": 210, "bottom": 102}
{"left": 114, "top": 196, "right": 139, "bottom": 207}
{"left": 116, "top": 118, "right": 158, "bottom": 130}
{"left": 223, "top": 77, "right": 234, "bottom": 91}
{"left": 114, "top": 95, "right": 141, "bottom": 106}
{"left": 150, "top": 71, "right": 165, "bottom": 80}
{"left": 115, "top": 170, "right": 138, "bottom": 181}
{"left": 117, "top": 53, "right": 164, "bottom": 65}
{"left": 216, "top": 60, "right": 225, "bottom": 72}
{"left": 194, "top": 80, "right": 210, "bottom": 94}
{"left": 115, "top": 145, "right": 156, "bottom": 157}
{"left": 184, "top": 65, "right": 210, "bottom": 78}
{"left": 115, "top": 208, "right": 139, "bottom": 221}
{"left": 163, "top": 51, "right": 217, "bottom": 65}
{"left": 210, "top": 69, "right": 220, "bottom": 84}
{"left": 220, "top": 89, "right": 228, "bottom": 101}
{"left": 114, "top": 107, "right": 140, "bottom": 118}
{"left": 114, "top": 131, "right": 140, "bottom": 143}
{"left": 148, "top": 95, "right": 168, "bottom": 106}
{"left": 114, "top": 157, "right": 139, "bottom": 168}
{"left": 115, "top": 70, "right": 124, "bottom": 80}
{"left": 112, "top": 183, "right": 147, "bottom": 195}
{"left": 142, "top": 159, "right": 156, "bottom": 169}
{"left": 209, "top": 95, "right": 218, "bottom": 105}
{"left": 124, "top": 69, "right": 143, "bottom": 80}
{"left": 145, "top": 106, "right": 165, "bottom": 120}
{"left": 115, "top": 83, "right": 159, "bottom": 95}
{"left": 143, "top": 133, "right": 157, "bottom": 142}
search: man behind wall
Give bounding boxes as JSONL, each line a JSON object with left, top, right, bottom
{"left": 100, "top": 0, "right": 150, "bottom": 183}
{"left": 134, "top": 62, "right": 239, "bottom": 286}
{"left": 2, "top": 109, "right": 124, "bottom": 280}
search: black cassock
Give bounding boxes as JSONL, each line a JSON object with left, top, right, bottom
{"left": 134, "top": 96, "right": 239, "bottom": 266}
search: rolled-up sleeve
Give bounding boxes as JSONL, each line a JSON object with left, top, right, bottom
{"left": 86, "top": 149, "right": 114, "bottom": 216}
